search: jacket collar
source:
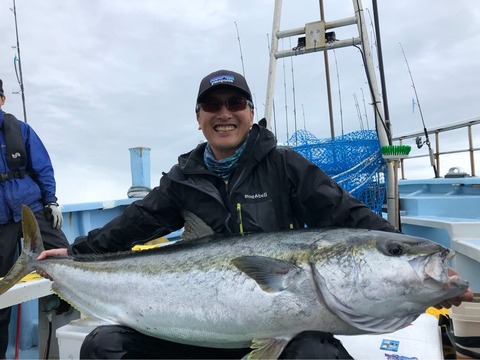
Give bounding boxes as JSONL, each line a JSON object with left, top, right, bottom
{"left": 178, "top": 124, "right": 277, "bottom": 173}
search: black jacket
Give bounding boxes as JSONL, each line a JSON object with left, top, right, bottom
{"left": 70, "top": 124, "right": 396, "bottom": 254}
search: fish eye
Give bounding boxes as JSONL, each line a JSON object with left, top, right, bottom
{"left": 387, "top": 242, "right": 404, "bottom": 256}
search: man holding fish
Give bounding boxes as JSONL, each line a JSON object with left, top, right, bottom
{"left": 37, "top": 70, "right": 473, "bottom": 359}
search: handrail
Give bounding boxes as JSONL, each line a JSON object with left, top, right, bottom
{"left": 392, "top": 116, "right": 480, "bottom": 179}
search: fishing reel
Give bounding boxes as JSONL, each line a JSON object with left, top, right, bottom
{"left": 415, "top": 136, "right": 425, "bottom": 149}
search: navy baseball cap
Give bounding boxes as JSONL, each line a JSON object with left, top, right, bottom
{"left": 196, "top": 70, "right": 252, "bottom": 103}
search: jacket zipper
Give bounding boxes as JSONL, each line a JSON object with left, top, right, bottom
{"left": 236, "top": 203, "right": 244, "bottom": 236}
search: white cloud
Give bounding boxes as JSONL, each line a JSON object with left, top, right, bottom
{"left": 1, "top": 0, "right": 479, "bottom": 204}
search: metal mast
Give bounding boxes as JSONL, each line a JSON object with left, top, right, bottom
{"left": 263, "top": 0, "right": 398, "bottom": 227}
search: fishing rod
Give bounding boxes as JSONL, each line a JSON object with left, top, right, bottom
{"left": 399, "top": 43, "right": 439, "bottom": 178}
{"left": 360, "top": 87, "right": 370, "bottom": 130}
{"left": 234, "top": 21, "right": 246, "bottom": 77}
{"left": 301, "top": 103, "right": 306, "bottom": 131}
{"left": 352, "top": 0, "right": 390, "bottom": 145}
{"left": 11, "top": 0, "right": 28, "bottom": 123}
{"left": 364, "top": 8, "right": 377, "bottom": 61}
{"left": 353, "top": 93, "right": 364, "bottom": 130}
{"left": 234, "top": 21, "right": 259, "bottom": 123}
{"left": 332, "top": 49, "right": 344, "bottom": 135}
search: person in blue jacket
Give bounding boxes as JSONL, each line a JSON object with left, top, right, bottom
{"left": 0, "top": 79, "right": 69, "bottom": 358}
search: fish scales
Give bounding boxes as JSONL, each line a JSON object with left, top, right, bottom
{"left": 24, "top": 227, "right": 337, "bottom": 345}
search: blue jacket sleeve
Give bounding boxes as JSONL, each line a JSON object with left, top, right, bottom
{"left": 22, "top": 122, "right": 58, "bottom": 204}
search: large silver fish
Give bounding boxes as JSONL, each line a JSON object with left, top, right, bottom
{"left": 0, "top": 206, "right": 469, "bottom": 359}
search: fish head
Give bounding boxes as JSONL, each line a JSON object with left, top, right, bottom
{"left": 311, "top": 229, "right": 469, "bottom": 333}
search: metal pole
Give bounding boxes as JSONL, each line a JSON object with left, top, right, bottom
{"left": 371, "top": 0, "right": 391, "bottom": 140}
{"left": 468, "top": 125, "right": 475, "bottom": 176}
{"left": 264, "top": 0, "right": 283, "bottom": 130}
{"left": 319, "top": 0, "right": 335, "bottom": 138}
{"left": 352, "top": 0, "right": 387, "bottom": 146}
{"left": 353, "top": 0, "right": 397, "bottom": 227}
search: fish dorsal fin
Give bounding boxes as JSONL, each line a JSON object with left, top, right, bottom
{"left": 22, "top": 205, "right": 45, "bottom": 255}
{"left": 232, "top": 256, "right": 301, "bottom": 293}
{"left": 243, "top": 337, "right": 291, "bottom": 360}
{"left": 181, "top": 211, "right": 215, "bottom": 241}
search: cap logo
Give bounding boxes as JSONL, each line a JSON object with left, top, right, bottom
{"left": 210, "top": 74, "right": 235, "bottom": 86}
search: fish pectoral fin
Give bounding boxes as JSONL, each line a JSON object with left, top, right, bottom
{"left": 346, "top": 312, "right": 419, "bottom": 333}
{"left": 243, "top": 337, "right": 291, "bottom": 360}
{"left": 181, "top": 211, "right": 215, "bottom": 240}
{"left": 315, "top": 271, "right": 413, "bottom": 333}
{"left": 231, "top": 256, "right": 301, "bottom": 293}
{"left": 329, "top": 298, "right": 419, "bottom": 333}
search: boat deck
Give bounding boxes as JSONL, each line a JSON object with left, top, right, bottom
{"left": 399, "top": 177, "right": 480, "bottom": 292}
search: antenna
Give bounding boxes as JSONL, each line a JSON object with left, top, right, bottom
{"left": 11, "top": 0, "right": 28, "bottom": 123}
{"left": 399, "top": 42, "right": 438, "bottom": 178}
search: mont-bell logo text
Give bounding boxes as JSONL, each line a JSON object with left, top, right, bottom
{"left": 244, "top": 192, "right": 268, "bottom": 200}
{"left": 11, "top": 152, "right": 22, "bottom": 159}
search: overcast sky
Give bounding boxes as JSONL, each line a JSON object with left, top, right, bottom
{"left": 1, "top": 0, "right": 479, "bottom": 205}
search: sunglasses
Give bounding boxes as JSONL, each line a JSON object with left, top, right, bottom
{"left": 196, "top": 96, "right": 253, "bottom": 113}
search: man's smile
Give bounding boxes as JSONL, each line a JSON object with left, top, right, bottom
{"left": 214, "top": 125, "right": 236, "bottom": 132}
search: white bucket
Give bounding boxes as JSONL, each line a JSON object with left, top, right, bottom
{"left": 449, "top": 293, "right": 480, "bottom": 359}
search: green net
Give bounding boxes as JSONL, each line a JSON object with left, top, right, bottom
{"left": 289, "top": 129, "right": 386, "bottom": 214}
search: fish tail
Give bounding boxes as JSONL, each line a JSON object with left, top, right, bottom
{"left": 0, "top": 205, "right": 45, "bottom": 296}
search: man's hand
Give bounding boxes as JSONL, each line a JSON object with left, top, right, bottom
{"left": 45, "top": 202, "right": 63, "bottom": 229}
{"left": 37, "top": 248, "right": 68, "bottom": 280}
{"left": 434, "top": 268, "right": 475, "bottom": 309}
{"left": 434, "top": 289, "right": 475, "bottom": 309}
{"left": 37, "top": 248, "right": 68, "bottom": 260}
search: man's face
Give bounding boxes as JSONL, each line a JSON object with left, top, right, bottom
{"left": 196, "top": 89, "right": 254, "bottom": 160}
{"left": 0, "top": 96, "right": 5, "bottom": 108}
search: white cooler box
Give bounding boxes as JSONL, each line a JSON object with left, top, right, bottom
{"left": 337, "top": 313, "right": 444, "bottom": 359}
{"left": 56, "top": 318, "right": 105, "bottom": 360}
{"left": 57, "top": 313, "right": 443, "bottom": 360}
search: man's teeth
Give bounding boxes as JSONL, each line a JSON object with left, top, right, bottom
{"left": 215, "top": 125, "right": 235, "bottom": 132}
